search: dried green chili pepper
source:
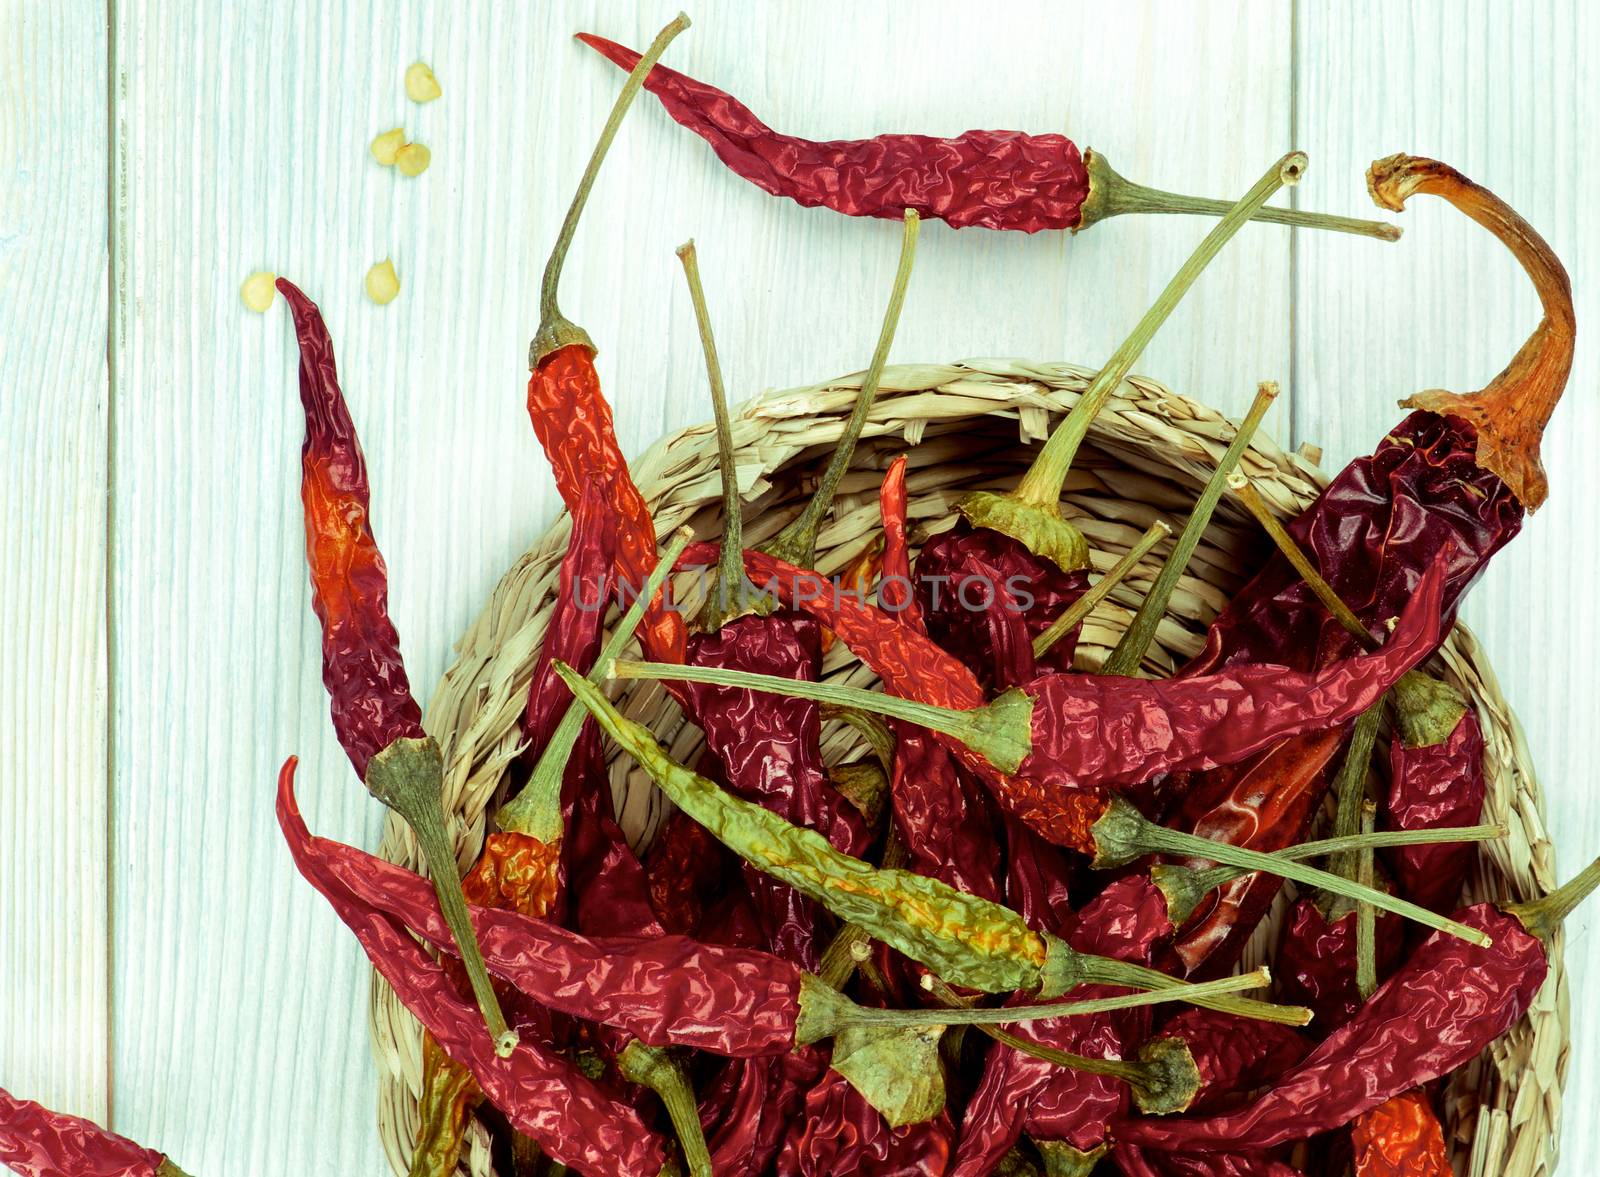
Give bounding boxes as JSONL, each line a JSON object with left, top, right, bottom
{"left": 556, "top": 659, "right": 1308, "bottom": 1026}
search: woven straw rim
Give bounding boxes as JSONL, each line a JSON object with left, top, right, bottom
{"left": 370, "top": 358, "right": 1570, "bottom": 1176}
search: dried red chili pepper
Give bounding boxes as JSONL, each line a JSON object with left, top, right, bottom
{"left": 523, "top": 14, "right": 689, "bottom": 672}
{"left": 1349, "top": 1089, "right": 1450, "bottom": 1177}
{"left": 0, "top": 1088, "right": 188, "bottom": 1177}
{"left": 1160, "top": 156, "right": 1571, "bottom": 981}
{"left": 1114, "top": 1145, "right": 1305, "bottom": 1177}
{"left": 775, "top": 1068, "right": 955, "bottom": 1177}
{"left": 277, "top": 760, "right": 676, "bottom": 1176}
{"left": 1153, "top": 1007, "right": 1308, "bottom": 1114}
{"left": 276, "top": 275, "right": 512, "bottom": 1051}
{"left": 1383, "top": 673, "right": 1486, "bottom": 914}
{"left": 1115, "top": 856, "right": 1600, "bottom": 1151}
{"left": 579, "top": 33, "right": 1396, "bottom": 240}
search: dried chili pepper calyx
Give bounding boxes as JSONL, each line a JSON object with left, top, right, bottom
{"left": 365, "top": 736, "right": 517, "bottom": 1054}
{"left": 531, "top": 13, "right": 690, "bottom": 364}
{"left": 1504, "top": 854, "right": 1600, "bottom": 942}
{"left": 1088, "top": 796, "right": 1491, "bottom": 945}
{"left": 761, "top": 208, "right": 920, "bottom": 571}
{"left": 960, "top": 153, "right": 1305, "bottom": 572}
{"left": 617, "top": 1042, "right": 713, "bottom": 1177}
{"left": 1034, "top": 1141, "right": 1106, "bottom": 1177}
{"left": 1368, "top": 154, "right": 1574, "bottom": 510}
{"left": 1077, "top": 148, "right": 1400, "bottom": 240}
{"left": 1391, "top": 670, "right": 1469, "bottom": 748}
{"left": 1150, "top": 822, "right": 1506, "bottom": 929}
{"left": 1102, "top": 381, "right": 1277, "bottom": 675}
{"left": 497, "top": 526, "right": 692, "bottom": 840}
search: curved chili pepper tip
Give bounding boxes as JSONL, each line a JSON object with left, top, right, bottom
{"left": 1368, "top": 154, "right": 1574, "bottom": 510}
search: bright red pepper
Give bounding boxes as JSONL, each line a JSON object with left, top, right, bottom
{"left": 1350, "top": 1089, "right": 1451, "bottom": 1176}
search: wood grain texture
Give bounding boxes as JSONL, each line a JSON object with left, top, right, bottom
{"left": 0, "top": 0, "right": 111, "bottom": 1124}
{"left": 1293, "top": 1, "right": 1598, "bottom": 1168}
{"left": 0, "top": 0, "right": 1589, "bottom": 1171}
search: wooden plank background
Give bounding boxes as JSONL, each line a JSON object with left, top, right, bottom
{"left": 1, "top": 0, "right": 1594, "bottom": 1171}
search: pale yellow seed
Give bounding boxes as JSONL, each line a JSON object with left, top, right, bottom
{"left": 405, "top": 61, "right": 442, "bottom": 103}
{"left": 370, "top": 128, "right": 405, "bottom": 166}
{"left": 240, "top": 271, "right": 276, "bottom": 313}
{"left": 395, "top": 142, "right": 431, "bottom": 177}
{"left": 365, "top": 259, "right": 400, "bottom": 305}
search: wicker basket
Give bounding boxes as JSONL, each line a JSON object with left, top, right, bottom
{"left": 370, "top": 359, "right": 1570, "bottom": 1176}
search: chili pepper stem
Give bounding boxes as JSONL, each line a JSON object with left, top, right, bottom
{"left": 1356, "top": 803, "right": 1380, "bottom": 999}
{"left": 365, "top": 737, "right": 517, "bottom": 1055}
{"left": 497, "top": 528, "right": 695, "bottom": 841}
{"left": 1045, "top": 939, "right": 1310, "bottom": 1026}
{"left": 1101, "top": 381, "right": 1277, "bottom": 675}
{"left": 157, "top": 1163, "right": 194, "bottom": 1177}
{"left": 1077, "top": 149, "right": 1401, "bottom": 240}
{"left": 1032, "top": 519, "right": 1170, "bottom": 658}
{"left": 762, "top": 209, "right": 921, "bottom": 569}
{"left": 1036, "top": 1141, "right": 1107, "bottom": 1177}
{"left": 1505, "top": 855, "right": 1600, "bottom": 942}
{"left": 1153, "top": 822, "right": 1507, "bottom": 929}
{"left": 613, "top": 658, "right": 1035, "bottom": 773}
{"left": 617, "top": 1041, "right": 712, "bottom": 1177}
{"left": 1369, "top": 154, "right": 1575, "bottom": 510}
{"left": 531, "top": 13, "right": 690, "bottom": 364}
{"left": 1327, "top": 699, "right": 1385, "bottom": 891}
{"left": 794, "top": 969, "right": 1271, "bottom": 1043}
{"left": 1091, "top": 797, "right": 1493, "bottom": 946}
{"left": 676, "top": 240, "right": 754, "bottom": 630}
{"left": 961, "top": 152, "right": 1305, "bottom": 572}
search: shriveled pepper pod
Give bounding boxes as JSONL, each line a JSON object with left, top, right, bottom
{"left": 1350, "top": 1088, "right": 1451, "bottom": 1176}
{"left": 1114, "top": 856, "right": 1600, "bottom": 1151}
{"left": 524, "top": 12, "right": 692, "bottom": 669}
{"left": 579, "top": 33, "right": 1398, "bottom": 240}
{"left": 0, "top": 1087, "right": 191, "bottom": 1177}
{"left": 276, "top": 276, "right": 514, "bottom": 1055}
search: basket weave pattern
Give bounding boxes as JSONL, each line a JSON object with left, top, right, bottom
{"left": 370, "top": 359, "right": 1569, "bottom": 1176}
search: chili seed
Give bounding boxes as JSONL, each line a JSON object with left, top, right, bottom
{"left": 365, "top": 259, "right": 400, "bottom": 305}
{"left": 406, "top": 62, "right": 442, "bottom": 103}
{"left": 370, "top": 128, "right": 405, "bottom": 166}
{"left": 395, "top": 142, "right": 431, "bottom": 177}
{"left": 240, "top": 271, "right": 277, "bottom": 312}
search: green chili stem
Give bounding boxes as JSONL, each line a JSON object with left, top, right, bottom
{"left": 1506, "top": 855, "right": 1600, "bottom": 942}
{"left": 156, "top": 1162, "right": 194, "bottom": 1177}
{"left": 1092, "top": 798, "right": 1492, "bottom": 947}
{"left": 820, "top": 703, "right": 896, "bottom": 773}
{"left": 1077, "top": 149, "right": 1401, "bottom": 240}
{"left": 618, "top": 1041, "right": 712, "bottom": 1177}
{"left": 906, "top": 969, "right": 1271, "bottom": 1029}
{"left": 366, "top": 738, "right": 517, "bottom": 1055}
{"left": 532, "top": 14, "right": 691, "bottom": 361}
{"left": 1033, "top": 520, "right": 1170, "bottom": 658}
{"left": 1086, "top": 956, "right": 1311, "bottom": 1027}
{"left": 763, "top": 209, "right": 921, "bottom": 569}
{"left": 1101, "top": 382, "right": 1278, "bottom": 676}
{"left": 1356, "top": 803, "right": 1379, "bottom": 999}
{"left": 1009, "top": 154, "right": 1305, "bottom": 512}
{"left": 1034, "top": 1140, "right": 1107, "bottom": 1177}
{"left": 1328, "top": 700, "right": 1385, "bottom": 887}
{"left": 1227, "top": 471, "right": 1378, "bottom": 649}
{"left": 497, "top": 528, "right": 694, "bottom": 841}
{"left": 612, "top": 659, "right": 1034, "bottom": 774}
{"left": 676, "top": 240, "right": 751, "bottom": 630}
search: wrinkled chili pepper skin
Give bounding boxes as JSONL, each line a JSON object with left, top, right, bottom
{"left": 1115, "top": 904, "right": 1546, "bottom": 1151}
{"left": 0, "top": 1088, "right": 173, "bottom": 1177}
{"left": 278, "top": 278, "right": 426, "bottom": 778}
{"left": 1384, "top": 711, "right": 1486, "bottom": 913}
{"left": 580, "top": 34, "right": 1090, "bottom": 233}
{"left": 685, "top": 612, "right": 868, "bottom": 967}
{"left": 527, "top": 343, "right": 685, "bottom": 666}
{"left": 645, "top": 809, "right": 736, "bottom": 935}
{"left": 1115, "top": 1145, "right": 1305, "bottom": 1177}
{"left": 1273, "top": 900, "right": 1404, "bottom": 1030}
{"left": 1154, "top": 1007, "right": 1308, "bottom": 1113}
{"left": 1188, "top": 414, "right": 1519, "bottom": 679}
{"left": 952, "top": 877, "right": 1165, "bottom": 1176}
{"left": 277, "top": 764, "right": 672, "bottom": 1175}
{"left": 915, "top": 523, "right": 1090, "bottom": 687}
{"left": 280, "top": 783, "right": 810, "bottom": 1058}
{"left": 777, "top": 1068, "right": 955, "bottom": 1177}
{"left": 1350, "top": 1089, "right": 1451, "bottom": 1177}
{"left": 1160, "top": 728, "right": 1345, "bottom": 979}
{"left": 1013, "top": 565, "right": 1441, "bottom": 798}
